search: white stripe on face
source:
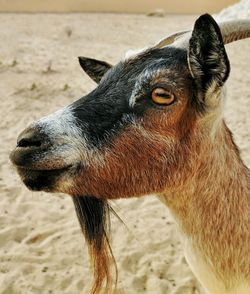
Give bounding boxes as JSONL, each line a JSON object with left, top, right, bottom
{"left": 129, "top": 66, "right": 172, "bottom": 108}
{"left": 32, "top": 106, "right": 105, "bottom": 168}
{"left": 35, "top": 106, "right": 83, "bottom": 139}
{"left": 129, "top": 69, "right": 154, "bottom": 108}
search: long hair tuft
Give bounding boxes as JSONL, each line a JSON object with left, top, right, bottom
{"left": 72, "top": 195, "right": 117, "bottom": 293}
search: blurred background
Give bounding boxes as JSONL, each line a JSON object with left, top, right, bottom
{"left": 0, "top": 0, "right": 238, "bottom": 14}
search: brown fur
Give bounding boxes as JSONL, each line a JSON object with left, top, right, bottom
{"left": 66, "top": 74, "right": 197, "bottom": 199}
{"left": 160, "top": 122, "right": 250, "bottom": 287}
{"left": 61, "top": 81, "right": 201, "bottom": 292}
{"left": 70, "top": 108, "right": 250, "bottom": 291}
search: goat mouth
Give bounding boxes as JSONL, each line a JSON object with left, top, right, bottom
{"left": 10, "top": 146, "right": 72, "bottom": 171}
{"left": 15, "top": 166, "right": 71, "bottom": 192}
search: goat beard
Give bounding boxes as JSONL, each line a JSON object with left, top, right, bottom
{"left": 72, "top": 195, "right": 117, "bottom": 294}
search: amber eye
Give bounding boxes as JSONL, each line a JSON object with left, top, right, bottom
{"left": 151, "top": 88, "right": 175, "bottom": 105}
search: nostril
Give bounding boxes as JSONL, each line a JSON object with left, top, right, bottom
{"left": 17, "top": 138, "right": 42, "bottom": 148}
{"left": 16, "top": 127, "right": 47, "bottom": 149}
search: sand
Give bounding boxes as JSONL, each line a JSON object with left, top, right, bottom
{"left": 0, "top": 11, "right": 249, "bottom": 294}
{"left": 0, "top": 0, "right": 237, "bottom": 14}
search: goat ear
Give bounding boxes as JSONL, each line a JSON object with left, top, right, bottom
{"left": 78, "top": 56, "right": 112, "bottom": 84}
{"left": 188, "top": 14, "right": 230, "bottom": 100}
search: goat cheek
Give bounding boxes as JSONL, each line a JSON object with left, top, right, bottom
{"left": 75, "top": 158, "right": 161, "bottom": 199}
{"left": 63, "top": 127, "right": 175, "bottom": 198}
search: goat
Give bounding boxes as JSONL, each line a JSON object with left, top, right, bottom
{"left": 10, "top": 14, "right": 250, "bottom": 294}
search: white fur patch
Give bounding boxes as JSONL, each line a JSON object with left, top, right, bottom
{"left": 129, "top": 65, "right": 168, "bottom": 108}
{"left": 33, "top": 106, "right": 105, "bottom": 167}
{"left": 35, "top": 106, "right": 82, "bottom": 138}
{"left": 129, "top": 68, "right": 154, "bottom": 107}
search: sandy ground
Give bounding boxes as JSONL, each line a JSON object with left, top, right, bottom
{"left": 0, "top": 0, "right": 237, "bottom": 14}
{"left": 0, "top": 13, "right": 249, "bottom": 294}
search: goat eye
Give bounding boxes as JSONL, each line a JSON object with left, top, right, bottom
{"left": 151, "top": 88, "right": 175, "bottom": 105}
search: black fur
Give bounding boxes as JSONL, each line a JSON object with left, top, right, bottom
{"left": 188, "top": 14, "right": 230, "bottom": 97}
{"left": 72, "top": 195, "right": 110, "bottom": 251}
{"left": 78, "top": 56, "right": 112, "bottom": 84}
{"left": 73, "top": 47, "right": 191, "bottom": 147}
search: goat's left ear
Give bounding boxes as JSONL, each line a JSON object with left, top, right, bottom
{"left": 78, "top": 56, "right": 112, "bottom": 84}
{"left": 188, "top": 14, "right": 230, "bottom": 99}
